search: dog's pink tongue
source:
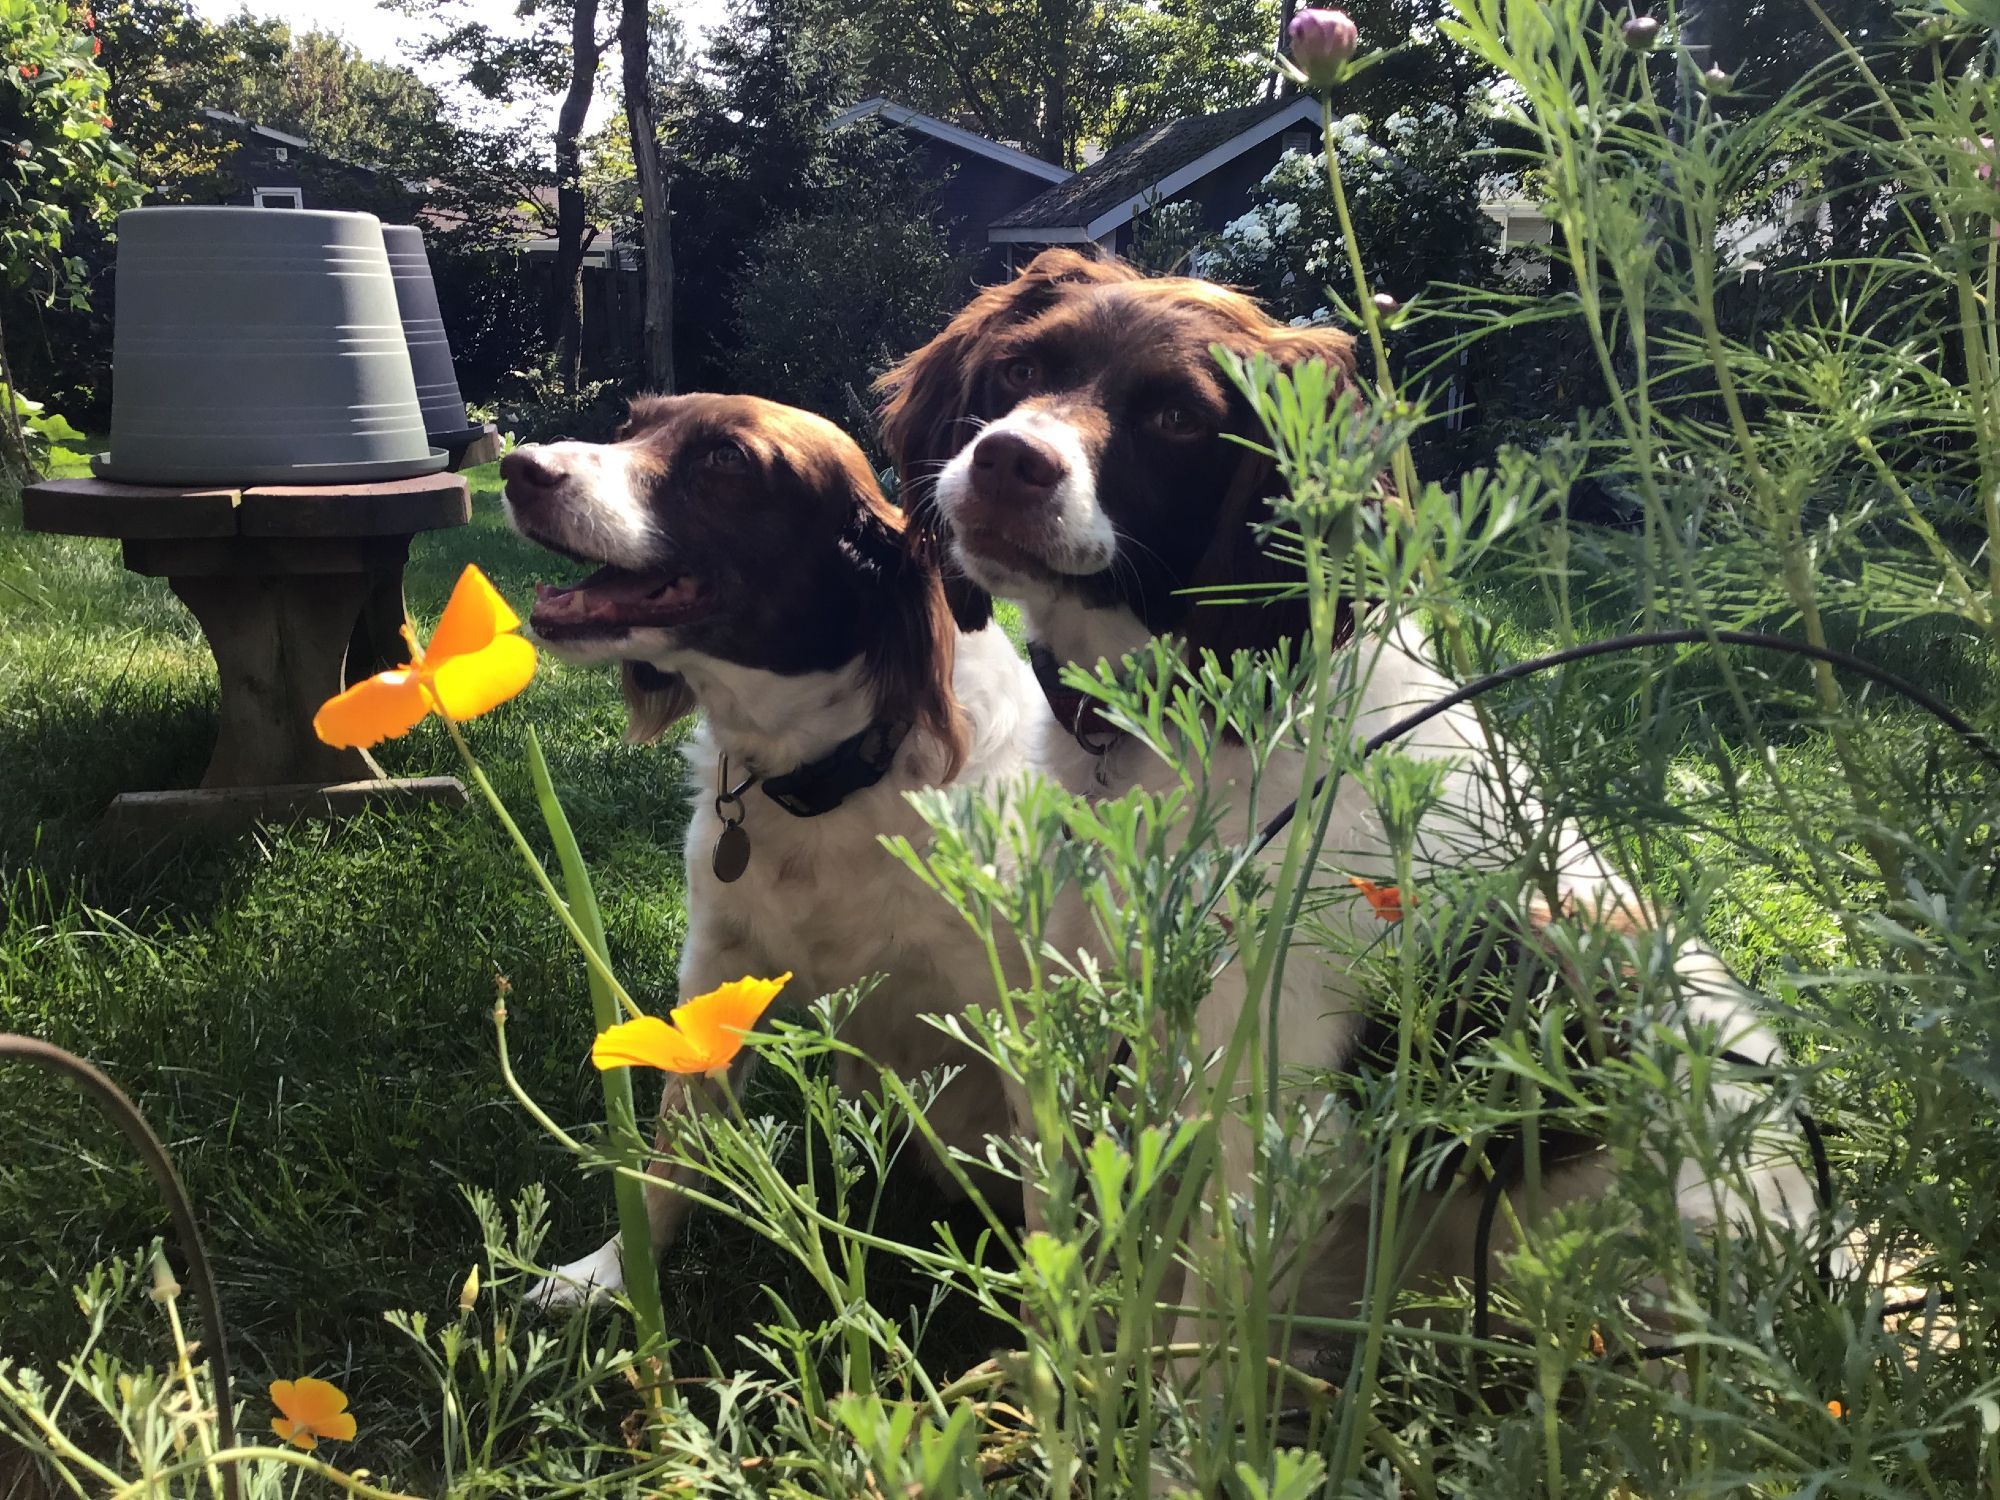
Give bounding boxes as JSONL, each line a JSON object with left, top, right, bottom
{"left": 532, "top": 567, "right": 697, "bottom": 627}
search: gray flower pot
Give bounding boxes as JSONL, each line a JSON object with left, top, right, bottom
{"left": 381, "top": 224, "right": 486, "bottom": 450}
{"left": 93, "top": 207, "right": 446, "bottom": 486}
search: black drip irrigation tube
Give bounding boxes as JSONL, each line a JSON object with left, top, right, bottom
{"left": 1253, "top": 626, "right": 1999, "bottom": 860}
{"left": 1243, "top": 627, "right": 1995, "bottom": 1360}
{"left": 0, "top": 1034, "right": 241, "bottom": 1500}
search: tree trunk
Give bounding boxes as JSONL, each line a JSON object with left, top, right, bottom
{"left": 1036, "top": 0, "right": 1070, "bottom": 167}
{"left": 621, "top": 0, "right": 674, "bottom": 393}
{"left": 1272, "top": 0, "right": 1297, "bottom": 99}
{"left": 553, "top": 0, "right": 603, "bottom": 395}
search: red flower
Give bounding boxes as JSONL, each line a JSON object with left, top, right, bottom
{"left": 98, "top": 115, "right": 112, "bottom": 128}
{"left": 1349, "top": 876, "right": 1404, "bottom": 922}
{"left": 92, "top": 36, "right": 102, "bottom": 55}
{"left": 20, "top": 64, "right": 41, "bottom": 79}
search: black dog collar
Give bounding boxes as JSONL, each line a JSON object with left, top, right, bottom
{"left": 1029, "top": 643, "right": 1123, "bottom": 754}
{"left": 759, "top": 719, "right": 910, "bottom": 818}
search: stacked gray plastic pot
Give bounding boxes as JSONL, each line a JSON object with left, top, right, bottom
{"left": 382, "top": 224, "right": 487, "bottom": 452}
{"left": 94, "top": 207, "right": 462, "bottom": 486}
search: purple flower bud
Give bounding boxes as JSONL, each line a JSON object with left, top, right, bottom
{"left": 1288, "top": 8, "right": 1360, "bottom": 91}
{"left": 1621, "top": 15, "right": 1660, "bottom": 51}
{"left": 1372, "top": 291, "right": 1400, "bottom": 315}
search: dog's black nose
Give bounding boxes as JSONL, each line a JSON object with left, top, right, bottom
{"left": 500, "top": 445, "right": 563, "bottom": 495}
{"left": 969, "top": 430, "right": 1064, "bottom": 509}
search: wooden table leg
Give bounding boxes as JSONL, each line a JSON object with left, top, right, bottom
{"left": 167, "top": 571, "right": 376, "bottom": 788}
{"left": 349, "top": 540, "right": 415, "bottom": 680}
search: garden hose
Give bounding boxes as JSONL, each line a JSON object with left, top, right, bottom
{"left": 0, "top": 1034, "right": 241, "bottom": 1500}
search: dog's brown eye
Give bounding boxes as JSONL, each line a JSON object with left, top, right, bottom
{"left": 1150, "top": 406, "right": 1205, "bottom": 439}
{"left": 999, "top": 357, "right": 1039, "bottom": 393}
{"left": 706, "top": 441, "right": 748, "bottom": 470}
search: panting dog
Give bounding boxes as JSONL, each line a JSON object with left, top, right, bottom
{"left": 502, "top": 393, "right": 1084, "bottom": 1302}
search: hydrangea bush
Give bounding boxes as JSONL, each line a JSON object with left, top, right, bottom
{"left": 1199, "top": 107, "right": 1496, "bottom": 325}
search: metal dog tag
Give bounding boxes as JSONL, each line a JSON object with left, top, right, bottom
{"left": 712, "top": 823, "right": 750, "bottom": 883}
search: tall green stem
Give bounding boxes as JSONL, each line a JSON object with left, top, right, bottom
{"left": 522, "top": 726, "right": 670, "bottom": 1360}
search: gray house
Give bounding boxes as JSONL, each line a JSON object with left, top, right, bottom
{"left": 195, "top": 109, "right": 419, "bottom": 220}
{"left": 831, "top": 98, "right": 1074, "bottom": 278}
{"left": 988, "top": 96, "right": 1325, "bottom": 267}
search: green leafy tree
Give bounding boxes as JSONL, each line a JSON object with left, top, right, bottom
{"left": 401, "top": 0, "right": 614, "bottom": 393}
{"left": 94, "top": 0, "right": 277, "bottom": 198}
{"left": 0, "top": 0, "right": 140, "bottom": 473}
{"left": 220, "top": 25, "right": 449, "bottom": 169}
{"left": 665, "top": 0, "right": 939, "bottom": 389}
{"left": 726, "top": 199, "right": 969, "bottom": 440}
{"left": 846, "top": 0, "right": 1278, "bottom": 166}
{"left": 97, "top": 6, "right": 450, "bottom": 196}
{"left": 1104, "top": 0, "right": 1281, "bottom": 142}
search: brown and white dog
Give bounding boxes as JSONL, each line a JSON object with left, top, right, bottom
{"left": 502, "top": 393, "right": 1079, "bottom": 1303}
{"left": 880, "top": 250, "right": 1829, "bottom": 1345}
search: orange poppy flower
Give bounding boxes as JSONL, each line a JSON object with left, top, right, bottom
{"left": 1826, "top": 1399, "right": 1845, "bottom": 1419}
{"left": 1349, "top": 876, "right": 1404, "bottom": 921}
{"left": 314, "top": 565, "right": 534, "bottom": 748}
{"left": 593, "top": 974, "right": 791, "bottom": 1078}
{"left": 269, "top": 1377, "right": 357, "bottom": 1450}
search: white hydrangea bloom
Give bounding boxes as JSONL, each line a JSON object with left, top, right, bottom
{"left": 1221, "top": 208, "right": 1274, "bottom": 254}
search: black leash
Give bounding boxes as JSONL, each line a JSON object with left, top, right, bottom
{"left": 1253, "top": 627, "right": 1999, "bottom": 861}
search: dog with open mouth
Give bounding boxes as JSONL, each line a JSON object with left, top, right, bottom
{"left": 502, "top": 392, "right": 1079, "bottom": 1304}
{"left": 879, "top": 249, "right": 1834, "bottom": 1360}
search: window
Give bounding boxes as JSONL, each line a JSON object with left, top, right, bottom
{"left": 253, "top": 187, "right": 303, "bottom": 209}
{"left": 1281, "top": 128, "right": 1314, "bottom": 156}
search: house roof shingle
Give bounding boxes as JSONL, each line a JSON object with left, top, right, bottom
{"left": 992, "top": 97, "right": 1315, "bottom": 234}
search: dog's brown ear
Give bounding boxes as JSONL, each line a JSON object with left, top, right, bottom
{"left": 1263, "top": 320, "right": 1360, "bottom": 385}
{"left": 1174, "top": 449, "right": 1322, "bottom": 665}
{"left": 1176, "top": 317, "right": 1364, "bottom": 664}
{"left": 877, "top": 249, "right": 1143, "bottom": 633}
{"left": 620, "top": 660, "right": 696, "bottom": 745}
{"left": 843, "top": 484, "right": 969, "bottom": 784}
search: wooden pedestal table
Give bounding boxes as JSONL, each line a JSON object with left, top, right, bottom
{"left": 21, "top": 473, "right": 474, "bottom": 839}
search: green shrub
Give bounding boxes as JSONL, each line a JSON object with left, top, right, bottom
{"left": 724, "top": 204, "right": 969, "bottom": 449}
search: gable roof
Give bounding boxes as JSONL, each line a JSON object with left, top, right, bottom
{"left": 990, "top": 95, "right": 1322, "bottom": 243}
{"left": 831, "top": 98, "right": 1072, "bottom": 185}
{"left": 202, "top": 108, "right": 310, "bottom": 151}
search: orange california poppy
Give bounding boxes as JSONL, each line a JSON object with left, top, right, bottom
{"left": 269, "top": 1377, "right": 357, "bottom": 1450}
{"left": 592, "top": 974, "right": 791, "bottom": 1078}
{"left": 1349, "top": 876, "right": 1404, "bottom": 921}
{"left": 313, "top": 565, "right": 535, "bottom": 749}
{"left": 1826, "top": 1399, "right": 1845, "bottom": 1419}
